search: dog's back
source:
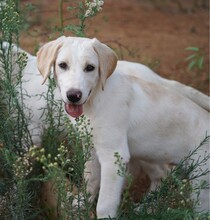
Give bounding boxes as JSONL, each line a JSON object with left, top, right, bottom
{"left": 117, "top": 60, "right": 210, "bottom": 112}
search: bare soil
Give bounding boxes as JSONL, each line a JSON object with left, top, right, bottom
{"left": 19, "top": 0, "right": 209, "bottom": 203}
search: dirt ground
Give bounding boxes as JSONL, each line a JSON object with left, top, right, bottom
{"left": 19, "top": 0, "right": 209, "bottom": 203}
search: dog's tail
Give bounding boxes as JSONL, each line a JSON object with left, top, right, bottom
{"left": 162, "top": 79, "right": 210, "bottom": 112}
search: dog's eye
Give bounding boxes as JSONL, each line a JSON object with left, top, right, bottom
{"left": 85, "top": 64, "right": 95, "bottom": 72}
{"left": 59, "top": 62, "right": 68, "bottom": 70}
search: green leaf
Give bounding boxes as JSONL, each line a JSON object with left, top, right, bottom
{"left": 185, "top": 47, "right": 199, "bottom": 52}
{"left": 198, "top": 56, "right": 204, "bottom": 70}
{"left": 188, "top": 60, "right": 196, "bottom": 70}
{"left": 185, "top": 53, "right": 197, "bottom": 61}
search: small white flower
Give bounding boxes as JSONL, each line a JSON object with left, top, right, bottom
{"left": 97, "top": 6, "right": 102, "bottom": 11}
{"left": 84, "top": 9, "right": 92, "bottom": 18}
{"left": 98, "top": 1, "right": 104, "bottom": 7}
{"left": 84, "top": 0, "right": 104, "bottom": 18}
{"left": 91, "top": 2, "right": 97, "bottom": 7}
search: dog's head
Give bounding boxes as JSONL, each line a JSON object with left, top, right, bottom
{"left": 37, "top": 36, "right": 117, "bottom": 118}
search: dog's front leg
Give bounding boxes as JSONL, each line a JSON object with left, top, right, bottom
{"left": 96, "top": 161, "right": 126, "bottom": 218}
{"left": 95, "top": 140, "right": 130, "bottom": 219}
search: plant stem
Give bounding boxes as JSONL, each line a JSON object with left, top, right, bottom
{"left": 59, "top": 0, "right": 64, "bottom": 32}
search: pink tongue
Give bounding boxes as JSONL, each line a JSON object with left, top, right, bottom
{"left": 65, "top": 103, "right": 83, "bottom": 118}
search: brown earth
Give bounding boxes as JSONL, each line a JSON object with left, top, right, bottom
{"left": 19, "top": 0, "right": 209, "bottom": 209}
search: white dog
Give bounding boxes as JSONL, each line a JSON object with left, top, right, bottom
{"left": 36, "top": 36, "right": 210, "bottom": 218}
{"left": 2, "top": 37, "right": 209, "bottom": 218}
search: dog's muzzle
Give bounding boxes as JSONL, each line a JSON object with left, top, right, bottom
{"left": 66, "top": 89, "right": 82, "bottom": 103}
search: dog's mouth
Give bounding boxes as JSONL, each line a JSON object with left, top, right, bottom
{"left": 65, "top": 103, "right": 83, "bottom": 118}
{"left": 64, "top": 89, "right": 92, "bottom": 118}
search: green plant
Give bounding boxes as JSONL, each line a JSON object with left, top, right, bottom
{"left": 57, "top": 0, "right": 104, "bottom": 37}
{"left": 26, "top": 116, "right": 94, "bottom": 219}
{"left": 185, "top": 46, "right": 206, "bottom": 71}
{"left": 0, "top": 1, "right": 36, "bottom": 218}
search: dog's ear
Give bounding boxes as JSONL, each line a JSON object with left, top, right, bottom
{"left": 92, "top": 38, "right": 118, "bottom": 90}
{"left": 37, "top": 36, "right": 66, "bottom": 84}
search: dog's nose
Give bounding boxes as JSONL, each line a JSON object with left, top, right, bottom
{"left": 66, "top": 89, "right": 82, "bottom": 103}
